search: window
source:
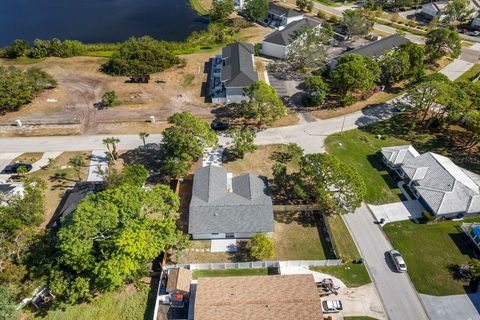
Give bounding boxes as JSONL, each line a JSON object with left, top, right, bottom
{"left": 212, "top": 233, "right": 219, "bottom": 235}
{"left": 226, "top": 233, "right": 234, "bottom": 239}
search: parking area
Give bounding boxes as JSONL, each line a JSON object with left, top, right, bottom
{"left": 368, "top": 200, "right": 424, "bottom": 223}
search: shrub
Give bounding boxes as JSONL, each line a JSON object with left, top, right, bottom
{"left": 3, "top": 39, "right": 30, "bottom": 59}
{"left": 102, "top": 91, "right": 117, "bottom": 108}
{"left": 317, "top": 11, "right": 326, "bottom": 19}
{"left": 250, "top": 233, "right": 275, "bottom": 261}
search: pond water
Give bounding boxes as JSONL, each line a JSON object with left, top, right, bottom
{"left": 0, "top": 0, "right": 209, "bottom": 47}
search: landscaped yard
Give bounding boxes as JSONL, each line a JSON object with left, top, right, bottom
{"left": 10, "top": 152, "right": 43, "bottom": 165}
{"left": 455, "top": 64, "right": 480, "bottom": 82}
{"left": 327, "top": 215, "right": 362, "bottom": 262}
{"left": 311, "top": 263, "right": 371, "bottom": 287}
{"left": 192, "top": 268, "right": 268, "bottom": 279}
{"left": 384, "top": 218, "right": 480, "bottom": 296}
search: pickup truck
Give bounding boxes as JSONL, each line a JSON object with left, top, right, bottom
{"left": 322, "top": 300, "right": 343, "bottom": 313}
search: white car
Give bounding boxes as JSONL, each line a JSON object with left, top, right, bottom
{"left": 389, "top": 249, "right": 407, "bottom": 272}
{"left": 468, "top": 31, "right": 480, "bottom": 36}
{"left": 322, "top": 300, "right": 343, "bottom": 313}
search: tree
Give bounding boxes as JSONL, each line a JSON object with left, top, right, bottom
{"left": 400, "top": 42, "right": 425, "bottom": 80}
{"left": 138, "top": 132, "right": 150, "bottom": 146}
{"left": 425, "top": 28, "right": 461, "bottom": 63}
{"left": 378, "top": 49, "right": 410, "bottom": 85}
{"left": 229, "top": 127, "right": 257, "bottom": 159}
{"left": 68, "top": 155, "right": 85, "bottom": 181}
{"left": 304, "top": 75, "right": 329, "bottom": 107}
{"left": 342, "top": 9, "right": 374, "bottom": 40}
{"left": 293, "top": 153, "right": 366, "bottom": 215}
{"left": 444, "top": 0, "right": 474, "bottom": 23}
{"left": 3, "top": 39, "right": 30, "bottom": 59}
{"left": 162, "top": 112, "right": 218, "bottom": 162}
{"left": 102, "top": 91, "right": 117, "bottom": 108}
{"left": 404, "top": 79, "right": 444, "bottom": 127}
{"left": 242, "top": 81, "right": 287, "bottom": 125}
{"left": 210, "top": 0, "right": 235, "bottom": 21}
{"left": 243, "top": 0, "right": 269, "bottom": 21}
{"left": 0, "top": 285, "right": 18, "bottom": 320}
{"left": 101, "top": 37, "right": 180, "bottom": 76}
{"left": 296, "top": 0, "right": 314, "bottom": 12}
{"left": 286, "top": 25, "right": 328, "bottom": 70}
{"left": 102, "top": 137, "right": 120, "bottom": 163}
{"left": 161, "top": 158, "right": 191, "bottom": 179}
{"left": 464, "top": 110, "right": 480, "bottom": 148}
{"left": 331, "top": 54, "right": 380, "bottom": 99}
{"left": 250, "top": 233, "right": 274, "bottom": 260}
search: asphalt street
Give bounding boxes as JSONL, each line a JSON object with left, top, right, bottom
{"left": 344, "top": 205, "right": 429, "bottom": 320}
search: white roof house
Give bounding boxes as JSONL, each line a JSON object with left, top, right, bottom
{"left": 381, "top": 145, "right": 480, "bottom": 216}
{"left": 421, "top": 0, "right": 480, "bottom": 20}
{"left": 0, "top": 182, "right": 24, "bottom": 206}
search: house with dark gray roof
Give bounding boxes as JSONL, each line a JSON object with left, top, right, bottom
{"left": 265, "top": 2, "right": 304, "bottom": 29}
{"left": 210, "top": 42, "right": 258, "bottom": 104}
{"left": 262, "top": 17, "right": 322, "bottom": 59}
{"left": 188, "top": 166, "right": 274, "bottom": 240}
{"left": 381, "top": 145, "right": 480, "bottom": 217}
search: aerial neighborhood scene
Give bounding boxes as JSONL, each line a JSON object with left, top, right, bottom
{"left": 2, "top": 0, "right": 480, "bottom": 319}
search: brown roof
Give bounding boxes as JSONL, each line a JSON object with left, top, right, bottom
{"left": 166, "top": 268, "right": 192, "bottom": 293}
{"left": 194, "top": 274, "right": 323, "bottom": 320}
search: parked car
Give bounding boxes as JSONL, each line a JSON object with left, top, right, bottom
{"left": 389, "top": 249, "right": 407, "bottom": 272}
{"left": 211, "top": 120, "right": 230, "bottom": 131}
{"left": 322, "top": 300, "right": 343, "bottom": 313}
{"left": 468, "top": 31, "right": 480, "bottom": 36}
{"left": 3, "top": 163, "right": 33, "bottom": 174}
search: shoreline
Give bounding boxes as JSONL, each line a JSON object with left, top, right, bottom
{"left": 188, "top": 0, "right": 210, "bottom": 16}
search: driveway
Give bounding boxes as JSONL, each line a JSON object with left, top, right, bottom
{"left": 368, "top": 200, "right": 425, "bottom": 224}
{"left": 203, "top": 147, "right": 224, "bottom": 167}
{"left": 441, "top": 59, "right": 475, "bottom": 81}
{"left": 30, "top": 151, "right": 62, "bottom": 172}
{"left": 343, "top": 205, "right": 429, "bottom": 320}
{"left": 420, "top": 292, "right": 480, "bottom": 320}
{"left": 87, "top": 150, "right": 108, "bottom": 182}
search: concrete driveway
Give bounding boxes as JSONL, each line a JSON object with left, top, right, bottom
{"left": 368, "top": 200, "right": 424, "bottom": 224}
{"left": 329, "top": 284, "right": 387, "bottom": 320}
{"left": 420, "top": 292, "right": 480, "bottom": 320}
{"left": 343, "top": 205, "right": 428, "bottom": 320}
{"left": 441, "top": 59, "right": 475, "bottom": 81}
{"left": 87, "top": 150, "right": 108, "bottom": 182}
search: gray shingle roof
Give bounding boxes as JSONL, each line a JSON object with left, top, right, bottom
{"left": 263, "top": 17, "right": 322, "bottom": 46}
{"left": 381, "top": 145, "right": 419, "bottom": 167}
{"left": 189, "top": 166, "right": 274, "bottom": 234}
{"left": 344, "top": 34, "right": 410, "bottom": 58}
{"left": 268, "top": 3, "right": 303, "bottom": 18}
{"left": 221, "top": 42, "right": 258, "bottom": 88}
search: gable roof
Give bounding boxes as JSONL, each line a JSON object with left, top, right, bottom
{"left": 344, "top": 34, "right": 410, "bottom": 58}
{"left": 189, "top": 166, "right": 274, "bottom": 234}
{"left": 263, "top": 17, "right": 322, "bottom": 46}
{"left": 221, "top": 42, "right": 258, "bottom": 88}
{"left": 381, "top": 145, "right": 420, "bottom": 166}
{"left": 166, "top": 268, "right": 192, "bottom": 293}
{"left": 268, "top": 2, "right": 303, "bottom": 18}
{"left": 194, "top": 274, "right": 323, "bottom": 320}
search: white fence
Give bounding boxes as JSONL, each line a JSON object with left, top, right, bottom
{"left": 172, "top": 259, "right": 342, "bottom": 271}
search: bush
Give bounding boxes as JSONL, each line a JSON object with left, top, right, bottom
{"left": 102, "top": 91, "right": 117, "bottom": 108}
{"left": 329, "top": 15, "right": 339, "bottom": 23}
{"left": 3, "top": 39, "right": 30, "bottom": 59}
{"left": 250, "top": 233, "right": 275, "bottom": 260}
{"left": 101, "top": 36, "right": 180, "bottom": 76}
{"left": 317, "top": 11, "right": 326, "bottom": 19}
{"left": 422, "top": 210, "right": 435, "bottom": 222}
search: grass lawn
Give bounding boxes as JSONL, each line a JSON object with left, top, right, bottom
{"left": 192, "top": 268, "right": 268, "bottom": 279}
{"left": 311, "top": 263, "right": 371, "bottom": 287}
{"left": 327, "top": 215, "right": 361, "bottom": 262}
{"left": 384, "top": 218, "right": 480, "bottom": 295}
{"left": 10, "top": 152, "right": 44, "bottom": 165}
{"left": 455, "top": 64, "right": 480, "bottom": 82}
{"left": 28, "top": 286, "right": 151, "bottom": 320}
{"left": 188, "top": 0, "right": 209, "bottom": 15}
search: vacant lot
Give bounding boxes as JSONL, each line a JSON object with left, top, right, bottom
{"left": 384, "top": 218, "right": 480, "bottom": 296}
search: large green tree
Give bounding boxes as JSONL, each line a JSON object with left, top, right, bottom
{"left": 250, "top": 233, "right": 274, "bottom": 260}
{"left": 3, "top": 39, "right": 30, "bottom": 59}
{"left": 101, "top": 37, "right": 180, "bottom": 76}
{"left": 210, "top": 0, "right": 235, "bottom": 21}
{"left": 0, "top": 285, "right": 18, "bottom": 320}
{"left": 342, "top": 9, "right": 374, "bottom": 40}
{"left": 401, "top": 42, "right": 425, "bottom": 79}
{"left": 425, "top": 28, "right": 461, "bottom": 63}
{"left": 444, "top": 0, "right": 474, "bottom": 23}
{"left": 243, "top": 0, "right": 269, "bottom": 21}
{"left": 379, "top": 49, "right": 410, "bottom": 85}
{"left": 242, "top": 81, "right": 287, "bottom": 125}
{"left": 304, "top": 75, "right": 329, "bottom": 107}
{"left": 293, "top": 153, "right": 366, "bottom": 215}
{"left": 296, "top": 0, "right": 314, "bottom": 12}
{"left": 286, "top": 25, "right": 328, "bottom": 70}
{"left": 229, "top": 126, "right": 257, "bottom": 159}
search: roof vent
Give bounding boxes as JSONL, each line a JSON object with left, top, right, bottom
{"left": 227, "top": 172, "right": 233, "bottom": 192}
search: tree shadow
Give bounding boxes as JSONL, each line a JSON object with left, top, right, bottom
{"left": 120, "top": 145, "right": 163, "bottom": 173}
{"left": 274, "top": 212, "right": 316, "bottom": 227}
{"left": 228, "top": 240, "right": 252, "bottom": 262}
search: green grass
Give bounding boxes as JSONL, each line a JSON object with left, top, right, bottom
{"left": 314, "top": 0, "right": 342, "bottom": 7}
{"left": 84, "top": 51, "right": 114, "bottom": 57}
{"left": 327, "top": 215, "right": 361, "bottom": 262}
{"left": 455, "top": 64, "right": 480, "bottom": 82}
{"left": 189, "top": 0, "right": 209, "bottom": 15}
{"left": 311, "top": 263, "right": 371, "bottom": 287}
{"left": 325, "top": 129, "right": 408, "bottom": 204}
{"left": 13, "top": 56, "right": 45, "bottom": 64}
{"left": 29, "top": 287, "right": 151, "bottom": 320}
{"left": 192, "top": 268, "right": 268, "bottom": 279}
{"left": 384, "top": 218, "right": 480, "bottom": 296}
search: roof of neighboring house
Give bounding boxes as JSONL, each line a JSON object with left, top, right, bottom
{"left": 166, "top": 268, "right": 192, "bottom": 293}
{"left": 188, "top": 166, "right": 274, "bottom": 234}
{"left": 263, "top": 17, "right": 322, "bottom": 46}
{"left": 194, "top": 274, "right": 323, "bottom": 320}
{"left": 268, "top": 2, "right": 303, "bottom": 18}
{"left": 421, "top": 2, "right": 447, "bottom": 15}
{"left": 343, "top": 34, "right": 410, "bottom": 58}
{"left": 381, "top": 145, "right": 420, "bottom": 167}
{"left": 0, "top": 183, "right": 21, "bottom": 194}
{"left": 221, "top": 42, "right": 258, "bottom": 88}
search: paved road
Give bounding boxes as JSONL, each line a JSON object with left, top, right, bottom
{"left": 344, "top": 205, "right": 429, "bottom": 320}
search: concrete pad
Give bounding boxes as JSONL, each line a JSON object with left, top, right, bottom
{"left": 471, "top": 43, "right": 480, "bottom": 51}
{"left": 368, "top": 200, "right": 424, "bottom": 223}
{"left": 278, "top": 266, "right": 346, "bottom": 288}
{"left": 420, "top": 292, "right": 480, "bottom": 320}
{"left": 30, "top": 151, "right": 62, "bottom": 172}
{"left": 87, "top": 150, "right": 108, "bottom": 182}
{"left": 329, "top": 284, "right": 387, "bottom": 320}
{"left": 210, "top": 239, "right": 237, "bottom": 253}
{"left": 202, "top": 147, "right": 224, "bottom": 167}
{"left": 441, "top": 59, "right": 475, "bottom": 81}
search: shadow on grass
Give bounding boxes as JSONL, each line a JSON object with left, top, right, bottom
{"left": 274, "top": 211, "right": 316, "bottom": 227}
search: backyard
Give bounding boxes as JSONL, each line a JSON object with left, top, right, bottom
{"left": 192, "top": 268, "right": 268, "bottom": 279}
{"left": 384, "top": 218, "right": 480, "bottom": 296}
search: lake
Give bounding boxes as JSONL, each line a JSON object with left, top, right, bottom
{"left": 0, "top": 0, "right": 209, "bottom": 47}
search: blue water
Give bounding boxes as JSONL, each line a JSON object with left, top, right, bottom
{"left": 0, "top": 0, "right": 209, "bottom": 47}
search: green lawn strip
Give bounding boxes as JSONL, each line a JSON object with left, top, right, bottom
{"left": 29, "top": 287, "right": 151, "bottom": 320}
{"left": 325, "top": 129, "right": 407, "bottom": 204}
{"left": 455, "top": 64, "right": 480, "bottom": 82}
{"left": 314, "top": 0, "right": 342, "bottom": 7}
{"left": 384, "top": 218, "right": 480, "bottom": 295}
{"left": 192, "top": 268, "right": 268, "bottom": 279}
{"left": 311, "top": 263, "right": 371, "bottom": 287}
{"left": 326, "top": 215, "right": 361, "bottom": 262}
{"left": 189, "top": 0, "right": 209, "bottom": 16}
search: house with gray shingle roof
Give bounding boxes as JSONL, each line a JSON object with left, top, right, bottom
{"left": 262, "top": 17, "right": 322, "bottom": 59}
{"left": 210, "top": 42, "right": 258, "bottom": 104}
{"left": 188, "top": 166, "right": 274, "bottom": 240}
{"left": 381, "top": 145, "right": 480, "bottom": 217}
{"left": 265, "top": 2, "right": 304, "bottom": 29}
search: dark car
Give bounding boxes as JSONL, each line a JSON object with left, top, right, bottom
{"left": 3, "top": 163, "right": 33, "bottom": 174}
{"left": 211, "top": 120, "right": 230, "bottom": 131}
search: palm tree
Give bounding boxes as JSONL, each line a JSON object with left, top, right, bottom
{"left": 139, "top": 132, "right": 150, "bottom": 146}
{"left": 102, "top": 137, "right": 120, "bottom": 162}
{"left": 68, "top": 155, "right": 85, "bottom": 181}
